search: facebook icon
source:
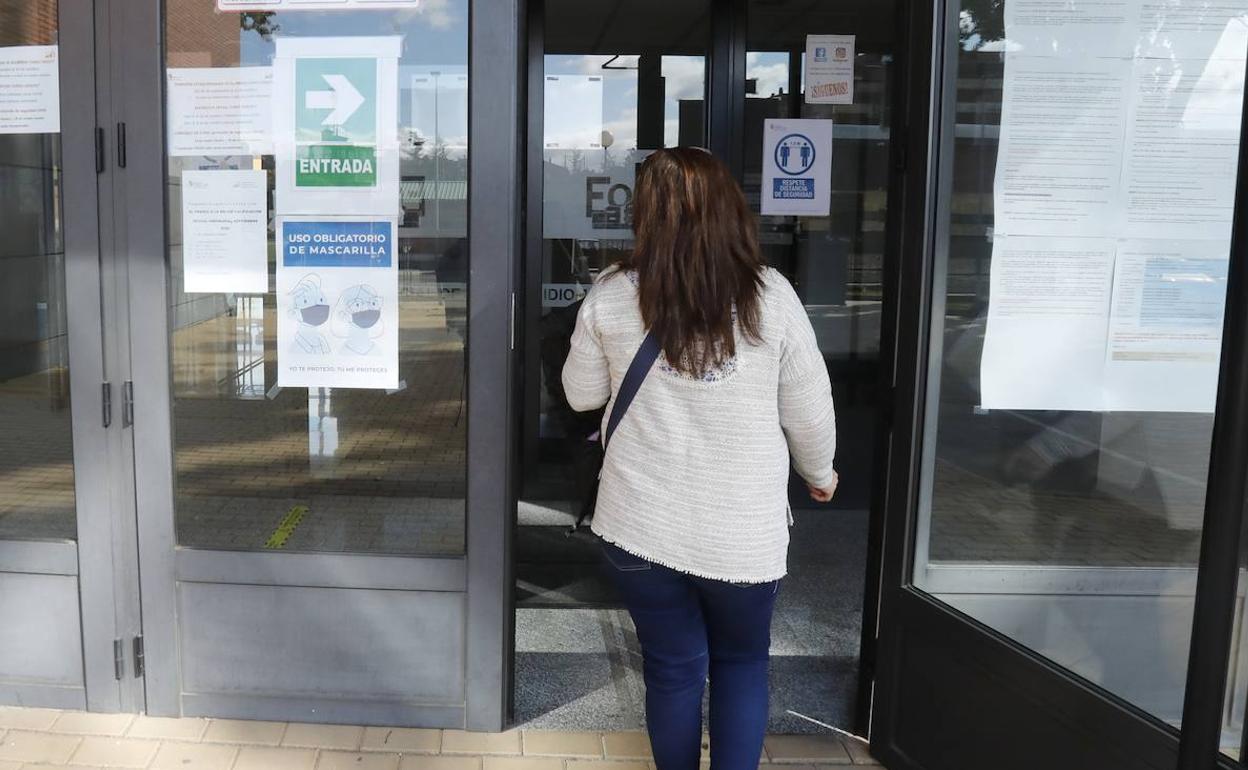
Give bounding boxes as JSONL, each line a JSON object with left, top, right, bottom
{"left": 814, "top": 46, "right": 828, "bottom": 62}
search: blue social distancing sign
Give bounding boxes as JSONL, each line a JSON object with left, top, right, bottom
{"left": 761, "top": 119, "right": 833, "bottom": 216}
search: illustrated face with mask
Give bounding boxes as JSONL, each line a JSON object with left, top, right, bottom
{"left": 287, "top": 274, "right": 334, "bottom": 356}
{"left": 291, "top": 275, "right": 331, "bottom": 326}
{"left": 333, "top": 284, "right": 385, "bottom": 356}
{"left": 343, "top": 287, "right": 382, "bottom": 329}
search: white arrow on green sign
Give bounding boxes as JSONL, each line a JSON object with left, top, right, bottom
{"left": 295, "top": 58, "right": 377, "bottom": 188}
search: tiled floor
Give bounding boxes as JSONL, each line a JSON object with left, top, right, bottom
{"left": 0, "top": 707, "right": 882, "bottom": 769}
{"left": 514, "top": 512, "right": 868, "bottom": 733}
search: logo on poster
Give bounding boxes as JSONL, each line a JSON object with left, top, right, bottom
{"left": 814, "top": 46, "right": 828, "bottom": 62}
{"left": 835, "top": 46, "right": 849, "bottom": 60}
{"left": 585, "top": 175, "right": 634, "bottom": 230}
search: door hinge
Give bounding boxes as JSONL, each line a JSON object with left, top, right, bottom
{"left": 102, "top": 382, "right": 112, "bottom": 428}
{"left": 122, "top": 381, "right": 135, "bottom": 428}
{"left": 95, "top": 127, "right": 105, "bottom": 174}
{"left": 113, "top": 638, "right": 125, "bottom": 680}
{"left": 116, "top": 122, "right": 127, "bottom": 169}
{"left": 132, "top": 636, "right": 145, "bottom": 678}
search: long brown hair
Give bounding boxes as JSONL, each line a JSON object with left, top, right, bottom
{"left": 620, "top": 147, "right": 765, "bottom": 377}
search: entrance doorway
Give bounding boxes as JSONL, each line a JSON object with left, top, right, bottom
{"left": 515, "top": 0, "right": 898, "bottom": 734}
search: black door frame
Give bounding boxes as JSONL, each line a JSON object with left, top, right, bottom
{"left": 870, "top": 2, "right": 1248, "bottom": 769}
{"left": 515, "top": 0, "right": 906, "bottom": 736}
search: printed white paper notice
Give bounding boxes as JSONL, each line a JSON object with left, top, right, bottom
{"left": 761, "top": 119, "right": 834, "bottom": 216}
{"left": 980, "top": 236, "right": 1117, "bottom": 412}
{"left": 274, "top": 37, "right": 401, "bottom": 217}
{"left": 167, "top": 68, "right": 273, "bottom": 156}
{"left": 978, "top": 0, "right": 1248, "bottom": 413}
{"left": 1003, "top": 0, "right": 1135, "bottom": 58}
{"left": 0, "top": 46, "right": 59, "bottom": 134}
{"left": 218, "top": 0, "right": 420, "bottom": 10}
{"left": 805, "top": 35, "right": 854, "bottom": 104}
{"left": 277, "top": 217, "right": 399, "bottom": 390}
{"left": 182, "top": 170, "right": 269, "bottom": 294}
{"left": 1134, "top": 1, "right": 1248, "bottom": 61}
{"left": 1121, "top": 56, "right": 1245, "bottom": 240}
{"left": 543, "top": 75, "right": 605, "bottom": 149}
{"left": 994, "top": 57, "right": 1130, "bottom": 237}
{"left": 1103, "top": 240, "right": 1229, "bottom": 412}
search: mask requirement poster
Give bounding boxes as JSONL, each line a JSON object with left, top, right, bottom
{"left": 277, "top": 216, "right": 399, "bottom": 390}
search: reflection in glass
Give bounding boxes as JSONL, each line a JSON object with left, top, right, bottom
{"left": 0, "top": 0, "right": 76, "bottom": 543}
{"left": 742, "top": 38, "right": 892, "bottom": 510}
{"left": 527, "top": 49, "right": 707, "bottom": 509}
{"left": 915, "top": 0, "right": 1246, "bottom": 738}
{"left": 165, "top": 1, "right": 468, "bottom": 555}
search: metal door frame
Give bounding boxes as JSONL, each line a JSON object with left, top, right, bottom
{"left": 109, "top": 0, "right": 520, "bottom": 730}
{"left": 518, "top": 0, "right": 907, "bottom": 736}
{"left": 869, "top": 1, "right": 1248, "bottom": 768}
{"left": 0, "top": 0, "right": 146, "bottom": 714}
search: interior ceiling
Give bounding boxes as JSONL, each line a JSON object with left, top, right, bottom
{"left": 543, "top": 0, "right": 896, "bottom": 56}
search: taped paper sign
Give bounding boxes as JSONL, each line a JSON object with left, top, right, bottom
{"left": 277, "top": 217, "right": 399, "bottom": 390}
{"left": 181, "top": 169, "right": 269, "bottom": 294}
{"left": 805, "top": 35, "right": 854, "bottom": 104}
{"left": 0, "top": 46, "right": 59, "bottom": 134}
{"left": 760, "top": 119, "right": 834, "bottom": 216}
{"left": 218, "top": 1, "right": 420, "bottom": 10}
{"left": 167, "top": 67, "right": 273, "bottom": 156}
{"left": 273, "top": 37, "right": 401, "bottom": 216}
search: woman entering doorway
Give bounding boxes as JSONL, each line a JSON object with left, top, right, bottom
{"left": 563, "top": 147, "right": 839, "bottom": 770}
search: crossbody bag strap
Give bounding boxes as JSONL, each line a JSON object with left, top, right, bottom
{"left": 603, "top": 331, "right": 661, "bottom": 449}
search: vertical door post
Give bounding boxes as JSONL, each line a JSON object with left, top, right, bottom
{"left": 707, "top": 0, "right": 746, "bottom": 179}
{"left": 1177, "top": 51, "right": 1248, "bottom": 769}
{"left": 61, "top": 0, "right": 123, "bottom": 713}
{"left": 113, "top": 0, "right": 182, "bottom": 716}
{"left": 466, "top": 0, "right": 523, "bottom": 731}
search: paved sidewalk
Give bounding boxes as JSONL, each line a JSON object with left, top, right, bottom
{"left": 0, "top": 708, "right": 882, "bottom": 769}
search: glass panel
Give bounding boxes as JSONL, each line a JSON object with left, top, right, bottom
{"left": 744, "top": 2, "right": 894, "bottom": 510}
{"left": 513, "top": 0, "right": 709, "bottom": 729}
{"left": 0, "top": 0, "right": 76, "bottom": 543}
{"left": 164, "top": 1, "right": 468, "bottom": 555}
{"left": 518, "top": 0, "right": 708, "bottom": 563}
{"left": 915, "top": 0, "right": 1246, "bottom": 738}
{"left": 738, "top": 0, "right": 895, "bottom": 732}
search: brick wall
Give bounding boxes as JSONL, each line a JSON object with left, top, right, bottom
{"left": 167, "top": 0, "right": 242, "bottom": 67}
{"left": 0, "top": 0, "right": 57, "bottom": 46}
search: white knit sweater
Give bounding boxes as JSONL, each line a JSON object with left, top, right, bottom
{"left": 562, "top": 268, "right": 837, "bottom": 582}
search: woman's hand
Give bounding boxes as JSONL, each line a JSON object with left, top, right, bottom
{"left": 807, "top": 471, "right": 839, "bottom": 503}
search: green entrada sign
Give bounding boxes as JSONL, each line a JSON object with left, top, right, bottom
{"left": 294, "top": 57, "right": 377, "bottom": 188}
{"left": 298, "top": 144, "right": 375, "bottom": 187}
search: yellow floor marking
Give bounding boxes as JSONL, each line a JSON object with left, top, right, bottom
{"left": 264, "top": 505, "right": 308, "bottom": 549}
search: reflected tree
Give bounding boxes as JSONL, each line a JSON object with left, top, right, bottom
{"left": 241, "top": 12, "right": 279, "bottom": 41}
{"left": 959, "top": 0, "right": 1005, "bottom": 48}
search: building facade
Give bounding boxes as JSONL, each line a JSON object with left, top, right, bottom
{"left": 2, "top": 1, "right": 1248, "bottom": 769}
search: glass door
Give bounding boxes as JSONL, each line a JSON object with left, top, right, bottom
{"left": 111, "top": 0, "right": 509, "bottom": 728}
{"left": 872, "top": 1, "right": 1248, "bottom": 768}
{"left": 0, "top": 0, "right": 144, "bottom": 713}
{"left": 737, "top": 0, "right": 897, "bottom": 734}
{"left": 516, "top": 0, "right": 711, "bottom": 728}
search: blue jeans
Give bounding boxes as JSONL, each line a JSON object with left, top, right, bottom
{"left": 601, "top": 541, "right": 779, "bottom": 770}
